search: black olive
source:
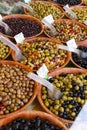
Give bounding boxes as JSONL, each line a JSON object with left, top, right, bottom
{"left": 48, "top": 78, "right": 55, "bottom": 83}
{"left": 0, "top": 116, "right": 65, "bottom": 130}
{"left": 56, "top": 0, "right": 81, "bottom": 5}
{"left": 24, "top": 126, "right": 29, "bottom": 130}
{"left": 72, "top": 46, "right": 87, "bottom": 69}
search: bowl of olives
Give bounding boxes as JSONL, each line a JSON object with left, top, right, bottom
{"left": 0, "top": 110, "right": 68, "bottom": 130}
{"left": 37, "top": 68, "right": 87, "bottom": 123}
{"left": 0, "top": 60, "right": 38, "bottom": 119}
{"left": 71, "top": 40, "right": 87, "bottom": 70}
{"left": 0, "top": 14, "right": 44, "bottom": 39}
{"left": 12, "top": 37, "right": 71, "bottom": 73}
{"left": 65, "top": 6, "right": 87, "bottom": 23}
{"left": 44, "top": 19, "right": 87, "bottom": 43}
{"left": 24, "top": 1, "right": 64, "bottom": 20}
{"left": 56, "top": 0, "right": 82, "bottom": 6}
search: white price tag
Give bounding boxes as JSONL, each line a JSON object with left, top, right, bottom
{"left": 66, "top": 38, "right": 77, "bottom": 52}
{"left": 42, "top": 14, "right": 54, "bottom": 24}
{"left": 70, "top": 102, "right": 87, "bottom": 130}
{"left": 24, "top": 0, "right": 31, "bottom": 3}
{"left": 63, "top": 5, "right": 77, "bottom": 20}
{"left": 84, "top": 20, "right": 87, "bottom": 25}
{"left": 0, "top": 14, "right": 2, "bottom": 20}
{"left": 14, "top": 32, "right": 25, "bottom": 44}
{"left": 37, "top": 64, "right": 49, "bottom": 79}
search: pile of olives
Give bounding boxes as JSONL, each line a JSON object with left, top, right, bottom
{"left": 66, "top": 7, "right": 87, "bottom": 22}
{"left": 1, "top": 17, "right": 42, "bottom": 37}
{"left": 20, "top": 39, "right": 68, "bottom": 72}
{"left": 28, "top": 1, "right": 63, "bottom": 20}
{"left": 0, "top": 117, "right": 65, "bottom": 130}
{"left": 0, "top": 63, "right": 35, "bottom": 115}
{"left": 56, "top": 0, "right": 81, "bottom": 6}
{"left": 45, "top": 20, "right": 87, "bottom": 42}
{"left": 72, "top": 46, "right": 87, "bottom": 69}
{"left": 0, "top": 41, "right": 10, "bottom": 60}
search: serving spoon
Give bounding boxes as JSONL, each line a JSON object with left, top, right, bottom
{"left": 0, "top": 35, "right": 26, "bottom": 61}
{"left": 58, "top": 45, "right": 87, "bottom": 58}
{"left": 28, "top": 72, "right": 63, "bottom": 100}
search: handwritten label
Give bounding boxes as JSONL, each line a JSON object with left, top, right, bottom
{"left": 63, "top": 5, "right": 77, "bottom": 20}
{"left": 66, "top": 38, "right": 77, "bottom": 52}
{"left": 14, "top": 32, "right": 25, "bottom": 44}
{"left": 37, "top": 64, "right": 49, "bottom": 79}
{"left": 24, "top": 0, "right": 31, "bottom": 3}
{"left": 28, "top": 72, "right": 54, "bottom": 91}
{"left": 42, "top": 14, "right": 54, "bottom": 24}
{"left": 84, "top": 20, "right": 87, "bottom": 25}
{"left": 0, "top": 14, "right": 2, "bottom": 20}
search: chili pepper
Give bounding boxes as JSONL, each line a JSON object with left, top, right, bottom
{"left": 0, "top": 104, "right": 5, "bottom": 110}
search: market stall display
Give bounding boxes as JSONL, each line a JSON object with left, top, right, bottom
{"left": 0, "top": 0, "right": 87, "bottom": 129}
